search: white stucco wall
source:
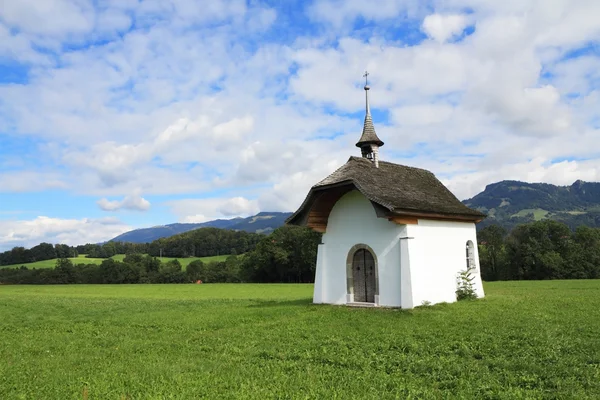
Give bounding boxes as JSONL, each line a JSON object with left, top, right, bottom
{"left": 316, "top": 190, "right": 405, "bottom": 307}
{"left": 313, "top": 243, "right": 326, "bottom": 303}
{"left": 404, "top": 220, "right": 485, "bottom": 307}
{"left": 313, "top": 190, "right": 485, "bottom": 308}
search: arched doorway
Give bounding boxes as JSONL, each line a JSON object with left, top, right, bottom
{"left": 352, "top": 248, "right": 376, "bottom": 303}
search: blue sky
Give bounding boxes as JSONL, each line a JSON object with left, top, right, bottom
{"left": 1, "top": 0, "right": 600, "bottom": 250}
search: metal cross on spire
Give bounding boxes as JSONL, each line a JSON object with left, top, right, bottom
{"left": 363, "top": 71, "right": 371, "bottom": 114}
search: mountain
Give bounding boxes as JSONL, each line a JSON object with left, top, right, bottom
{"left": 109, "top": 212, "right": 292, "bottom": 243}
{"left": 110, "top": 179, "right": 600, "bottom": 243}
{"left": 463, "top": 180, "right": 600, "bottom": 231}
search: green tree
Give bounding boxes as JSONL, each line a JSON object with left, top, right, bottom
{"left": 123, "top": 253, "right": 144, "bottom": 265}
{"left": 186, "top": 260, "right": 205, "bottom": 282}
{"left": 54, "top": 258, "right": 76, "bottom": 284}
{"left": 30, "top": 242, "right": 57, "bottom": 262}
{"left": 570, "top": 226, "right": 600, "bottom": 278}
{"left": 477, "top": 225, "right": 507, "bottom": 281}
{"left": 100, "top": 259, "right": 143, "bottom": 284}
{"left": 506, "top": 220, "right": 573, "bottom": 280}
{"left": 241, "top": 226, "right": 321, "bottom": 283}
{"left": 143, "top": 255, "right": 161, "bottom": 274}
{"left": 156, "top": 259, "right": 186, "bottom": 283}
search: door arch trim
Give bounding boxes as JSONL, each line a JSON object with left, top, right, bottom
{"left": 346, "top": 244, "right": 379, "bottom": 303}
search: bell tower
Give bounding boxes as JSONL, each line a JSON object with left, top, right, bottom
{"left": 355, "top": 71, "right": 384, "bottom": 168}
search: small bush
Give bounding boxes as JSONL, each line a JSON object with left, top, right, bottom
{"left": 456, "top": 266, "right": 478, "bottom": 301}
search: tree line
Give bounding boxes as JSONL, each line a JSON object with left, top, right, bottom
{"left": 0, "top": 226, "right": 322, "bottom": 285}
{"left": 0, "top": 228, "right": 264, "bottom": 266}
{"left": 0, "top": 243, "right": 77, "bottom": 266}
{"left": 478, "top": 220, "right": 600, "bottom": 280}
{"left": 2, "top": 220, "right": 599, "bottom": 285}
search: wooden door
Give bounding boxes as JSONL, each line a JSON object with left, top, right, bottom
{"left": 352, "top": 249, "right": 376, "bottom": 303}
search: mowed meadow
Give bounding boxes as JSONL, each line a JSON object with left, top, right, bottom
{"left": 1, "top": 254, "right": 231, "bottom": 269}
{"left": 1, "top": 282, "right": 600, "bottom": 399}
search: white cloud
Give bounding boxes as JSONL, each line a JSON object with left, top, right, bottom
{"left": 257, "top": 161, "right": 341, "bottom": 212}
{"left": 391, "top": 104, "right": 454, "bottom": 126}
{"left": 0, "top": 171, "right": 68, "bottom": 193}
{"left": 97, "top": 193, "right": 151, "bottom": 212}
{"left": 0, "top": 24, "right": 51, "bottom": 64}
{"left": 422, "top": 14, "right": 469, "bottom": 43}
{"left": 181, "top": 214, "right": 211, "bottom": 223}
{"left": 213, "top": 116, "right": 254, "bottom": 147}
{"left": 0, "top": 216, "right": 131, "bottom": 251}
{"left": 173, "top": 197, "right": 283, "bottom": 223}
{"left": 218, "top": 197, "right": 259, "bottom": 216}
{"left": 289, "top": 38, "right": 470, "bottom": 111}
{"left": 166, "top": 196, "right": 259, "bottom": 223}
{"left": 0, "top": 0, "right": 95, "bottom": 37}
{"left": 548, "top": 55, "right": 600, "bottom": 96}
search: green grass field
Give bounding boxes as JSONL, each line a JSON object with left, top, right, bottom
{"left": 1, "top": 254, "right": 231, "bottom": 270}
{"left": 1, "top": 281, "right": 600, "bottom": 399}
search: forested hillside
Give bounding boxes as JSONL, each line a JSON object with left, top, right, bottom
{"left": 463, "top": 180, "right": 600, "bottom": 231}
{"left": 0, "top": 243, "right": 77, "bottom": 266}
{"left": 108, "top": 219, "right": 242, "bottom": 244}
{"left": 0, "top": 228, "right": 263, "bottom": 266}
{"left": 146, "top": 227, "right": 263, "bottom": 258}
{"left": 83, "top": 228, "right": 264, "bottom": 259}
{"left": 109, "top": 212, "right": 292, "bottom": 243}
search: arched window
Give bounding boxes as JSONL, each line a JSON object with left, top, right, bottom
{"left": 466, "top": 240, "right": 475, "bottom": 270}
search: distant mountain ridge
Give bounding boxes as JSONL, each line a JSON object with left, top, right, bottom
{"left": 111, "top": 180, "right": 600, "bottom": 244}
{"left": 463, "top": 180, "right": 600, "bottom": 231}
{"left": 110, "top": 212, "right": 292, "bottom": 243}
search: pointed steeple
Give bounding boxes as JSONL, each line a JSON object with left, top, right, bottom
{"left": 356, "top": 71, "right": 384, "bottom": 167}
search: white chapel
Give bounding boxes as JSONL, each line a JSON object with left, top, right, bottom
{"left": 287, "top": 76, "right": 486, "bottom": 308}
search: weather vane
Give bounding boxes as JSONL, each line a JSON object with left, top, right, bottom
{"left": 363, "top": 70, "right": 369, "bottom": 86}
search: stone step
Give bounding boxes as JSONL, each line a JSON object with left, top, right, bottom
{"left": 346, "top": 302, "right": 377, "bottom": 308}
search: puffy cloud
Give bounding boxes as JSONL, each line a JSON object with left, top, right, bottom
{"left": 422, "top": 14, "right": 469, "bottom": 43}
{"left": 0, "top": 171, "right": 67, "bottom": 193}
{"left": 257, "top": 160, "right": 343, "bottom": 212}
{"left": 181, "top": 214, "right": 211, "bottom": 224}
{"left": 0, "top": 216, "right": 131, "bottom": 251}
{"left": 391, "top": 104, "right": 455, "bottom": 126}
{"left": 218, "top": 197, "right": 259, "bottom": 216}
{"left": 0, "top": 0, "right": 96, "bottom": 37}
{"left": 289, "top": 38, "right": 470, "bottom": 111}
{"left": 97, "top": 193, "right": 151, "bottom": 212}
{"left": 166, "top": 196, "right": 259, "bottom": 223}
{"left": 0, "top": 24, "right": 50, "bottom": 64}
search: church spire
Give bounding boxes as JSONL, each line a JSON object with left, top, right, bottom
{"left": 356, "top": 71, "right": 384, "bottom": 167}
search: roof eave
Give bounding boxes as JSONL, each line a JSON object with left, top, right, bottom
{"left": 285, "top": 181, "right": 358, "bottom": 227}
{"left": 356, "top": 139, "right": 384, "bottom": 147}
{"left": 389, "top": 208, "right": 486, "bottom": 223}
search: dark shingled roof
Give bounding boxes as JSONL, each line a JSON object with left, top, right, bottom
{"left": 356, "top": 114, "right": 384, "bottom": 147}
{"left": 288, "top": 156, "right": 485, "bottom": 225}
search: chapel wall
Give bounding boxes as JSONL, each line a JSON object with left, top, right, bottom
{"left": 405, "top": 220, "right": 485, "bottom": 306}
{"left": 321, "top": 190, "right": 405, "bottom": 307}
